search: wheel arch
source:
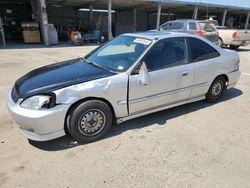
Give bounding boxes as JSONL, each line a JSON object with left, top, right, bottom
{"left": 218, "top": 37, "right": 223, "bottom": 47}
{"left": 218, "top": 74, "right": 228, "bottom": 84}
{"left": 64, "top": 97, "right": 116, "bottom": 134}
{"left": 211, "top": 74, "right": 229, "bottom": 88}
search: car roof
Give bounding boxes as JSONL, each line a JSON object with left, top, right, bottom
{"left": 166, "top": 19, "right": 210, "bottom": 23}
{"left": 123, "top": 31, "right": 194, "bottom": 40}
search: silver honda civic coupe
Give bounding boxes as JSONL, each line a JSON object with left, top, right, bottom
{"left": 7, "top": 31, "right": 241, "bottom": 143}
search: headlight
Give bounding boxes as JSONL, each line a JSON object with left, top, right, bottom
{"left": 21, "top": 95, "right": 54, "bottom": 110}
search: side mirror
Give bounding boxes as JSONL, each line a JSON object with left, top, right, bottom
{"left": 139, "top": 62, "right": 150, "bottom": 85}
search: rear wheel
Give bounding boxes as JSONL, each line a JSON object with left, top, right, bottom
{"left": 206, "top": 76, "right": 226, "bottom": 102}
{"left": 229, "top": 45, "right": 240, "bottom": 50}
{"left": 68, "top": 100, "right": 113, "bottom": 143}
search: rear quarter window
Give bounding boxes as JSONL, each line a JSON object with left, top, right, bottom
{"left": 188, "top": 37, "right": 220, "bottom": 62}
{"left": 198, "top": 22, "right": 205, "bottom": 30}
{"left": 198, "top": 22, "right": 216, "bottom": 32}
{"left": 204, "top": 23, "right": 216, "bottom": 32}
{"left": 189, "top": 22, "right": 197, "bottom": 30}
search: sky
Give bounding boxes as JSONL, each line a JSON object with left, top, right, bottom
{"left": 157, "top": 0, "right": 250, "bottom": 9}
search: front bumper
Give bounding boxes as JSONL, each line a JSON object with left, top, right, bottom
{"left": 6, "top": 91, "right": 70, "bottom": 141}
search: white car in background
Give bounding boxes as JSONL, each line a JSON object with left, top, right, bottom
{"left": 7, "top": 31, "right": 241, "bottom": 143}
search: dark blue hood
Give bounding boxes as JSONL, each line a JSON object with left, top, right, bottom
{"left": 12, "top": 58, "right": 115, "bottom": 101}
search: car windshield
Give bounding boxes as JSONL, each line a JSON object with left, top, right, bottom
{"left": 85, "top": 35, "right": 152, "bottom": 72}
{"left": 160, "top": 22, "right": 184, "bottom": 30}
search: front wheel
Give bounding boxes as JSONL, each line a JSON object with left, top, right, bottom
{"left": 68, "top": 100, "right": 113, "bottom": 143}
{"left": 206, "top": 76, "right": 226, "bottom": 102}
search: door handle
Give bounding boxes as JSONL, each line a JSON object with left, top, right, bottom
{"left": 181, "top": 72, "right": 188, "bottom": 76}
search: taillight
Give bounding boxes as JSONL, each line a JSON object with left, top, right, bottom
{"left": 195, "top": 30, "right": 206, "bottom": 36}
{"left": 232, "top": 32, "right": 237, "bottom": 39}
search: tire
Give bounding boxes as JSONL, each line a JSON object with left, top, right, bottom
{"left": 218, "top": 38, "right": 223, "bottom": 47}
{"left": 206, "top": 76, "right": 226, "bottom": 102}
{"left": 68, "top": 100, "right": 113, "bottom": 143}
{"left": 229, "top": 45, "right": 240, "bottom": 50}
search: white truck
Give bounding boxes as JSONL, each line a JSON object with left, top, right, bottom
{"left": 218, "top": 28, "right": 250, "bottom": 49}
{"left": 210, "top": 20, "right": 250, "bottom": 49}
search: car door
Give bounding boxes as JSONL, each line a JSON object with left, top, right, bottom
{"left": 128, "top": 37, "right": 194, "bottom": 115}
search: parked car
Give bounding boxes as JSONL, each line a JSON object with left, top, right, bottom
{"left": 207, "top": 20, "right": 250, "bottom": 49}
{"left": 7, "top": 31, "right": 241, "bottom": 143}
{"left": 159, "top": 19, "right": 219, "bottom": 44}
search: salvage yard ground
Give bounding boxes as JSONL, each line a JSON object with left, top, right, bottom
{"left": 0, "top": 45, "right": 250, "bottom": 187}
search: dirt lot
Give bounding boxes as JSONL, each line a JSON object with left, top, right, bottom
{"left": 0, "top": 45, "right": 250, "bottom": 188}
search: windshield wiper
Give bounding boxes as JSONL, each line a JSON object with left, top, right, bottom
{"left": 79, "top": 57, "right": 116, "bottom": 73}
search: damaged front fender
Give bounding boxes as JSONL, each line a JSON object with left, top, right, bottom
{"left": 53, "top": 73, "right": 129, "bottom": 118}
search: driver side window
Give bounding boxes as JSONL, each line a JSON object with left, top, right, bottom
{"left": 142, "top": 37, "right": 188, "bottom": 71}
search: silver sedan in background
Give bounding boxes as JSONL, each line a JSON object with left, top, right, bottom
{"left": 160, "top": 19, "right": 219, "bottom": 44}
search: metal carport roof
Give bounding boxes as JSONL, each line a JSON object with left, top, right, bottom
{"left": 148, "top": 0, "right": 250, "bottom": 11}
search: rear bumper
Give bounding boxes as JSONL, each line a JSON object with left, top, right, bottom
{"left": 227, "top": 70, "right": 241, "bottom": 89}
{"left": 231, "top": 40, "right": 250, "bottom": 46}
{"left": 6, "top": 91, "right": 70, "bottom": 141}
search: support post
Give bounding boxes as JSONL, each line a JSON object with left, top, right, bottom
{"left": 133, "top": 8, "right": 137, "bottom": 32}
{"left": 89, "top": 4, "right": 93, "bottom": 31}
{"left": 156, "top": 3, "right": 161, "bottom": 30}
{"left": 168, "top": 10, "right": 171, "bottom": 21}
{"left": 0, "top": 17, "right": 6, "bottom": 47}
{"left": 107, "top": 0, "right": 113, "bottom": 40}
{"left": 38, "top": 0, "right": 49, "bottom": 46}
{"left": 31, "top": 0, "right": 39, "bottom": 21}
{"left": 221, "top": 9, "right": 227, "bottom": 26}
{"left": 192, "top": 6, "right": 198, "bottom": 20}
{"left": 245, "top": 11, "right": 250, "bottom": 31}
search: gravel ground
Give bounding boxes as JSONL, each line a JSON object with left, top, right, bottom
{"left": 0, "top": 45, "right": 250, "bottom": 188}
